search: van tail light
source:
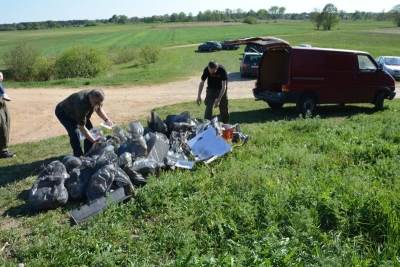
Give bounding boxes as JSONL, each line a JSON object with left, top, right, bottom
{"left": 242, "top": 64, "right": 248, "bottom": 69}
{"left": 282, "top": 84, "right": 289, "bottom": 92}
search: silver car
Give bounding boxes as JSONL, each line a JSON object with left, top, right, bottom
{"left": 376, "top": 56, "right": 400, "bottom": 81}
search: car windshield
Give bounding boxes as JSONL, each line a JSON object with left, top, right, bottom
{"left": 244, "top": 55, "right": 261, "bottom": 65}
{"left": 384, "top": 57, "right": 400, "bottom": 66}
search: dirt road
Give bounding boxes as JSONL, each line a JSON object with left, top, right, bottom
{"left": 5, "top": 78, "right": 400, "bottom": 145}
{"left": 7, "top": 74, "right": 254, "bottom": 144}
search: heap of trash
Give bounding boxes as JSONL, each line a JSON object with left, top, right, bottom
{"left": 27, "top": 111, "right": 249, "bottom": 223}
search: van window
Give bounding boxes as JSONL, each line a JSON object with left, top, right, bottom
{"left": 358, "top": 55, "right": 377, "bottom": 71}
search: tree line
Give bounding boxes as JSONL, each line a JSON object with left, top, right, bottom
{"left": 1, "top": 5, "right": 400, "bottom": 31}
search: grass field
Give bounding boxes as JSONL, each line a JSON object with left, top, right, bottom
{"left": 1, "top": 20, "right": 400, "bottom": 87}
{"left": 1, "top": 100, "right": 400, "bottom": 266}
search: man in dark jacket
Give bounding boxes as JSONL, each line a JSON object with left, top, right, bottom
{"left": 55, "top": 89, "right": 113, "bottom": 157}
{"left": 196, "top": 61, "right": 229, "bottom": 123}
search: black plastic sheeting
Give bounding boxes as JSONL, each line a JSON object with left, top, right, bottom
{"left": 28, "top": 112, "right": 249, "bottom": 217}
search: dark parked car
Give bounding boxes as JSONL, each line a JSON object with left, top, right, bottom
{"left": 240, "top": 52, "right": 262, "bottom": 78}
{"left": 376, "top": 56, "right": 400, "bottom": 81}
{"left": 228, "top": 37, "right": 395, "bottom": 115}
{"left": 198, "top": 41, "right": 222, "bottom": 52}
{"left": 221, "top": 41, "right": 240, "bottom": 50}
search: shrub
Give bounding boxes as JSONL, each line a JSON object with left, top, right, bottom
{"left": 109, "top": 47, "right": 138, "bottom": 65}
{"left": 55, "top": 46, "right": 109, "bottom": 79}
{"left": 33, "top": 56, "right": 55, "bottom": 81}
{"left": 4, "top": 43, "right": 40, "bottom": 81}
{"left": 139, "top": 46, "right": 160, "bottom": 65}
{"left": 243, "top": 16, "right": 258, "bottom": 24}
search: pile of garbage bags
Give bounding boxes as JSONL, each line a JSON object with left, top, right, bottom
{"left": 28, "top": 111, "right": 249, "bottom": 211}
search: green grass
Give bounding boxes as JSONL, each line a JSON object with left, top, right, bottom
{"left": 1, "top": 20, "right": 400, "bottom": 88}
{"left": 1, "top": 100, "right": 400, "bottom": 266}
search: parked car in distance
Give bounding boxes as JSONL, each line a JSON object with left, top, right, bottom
{"left": 221, "top": 41, "right": 240, "bottom": 50}
{"left": 198, "top": 41, "right": 222, "bottom": 52}
{"left": 240, "top": 52, "right": 262, "bottom": 78}
{"left": 250, "top": 40, "right": 396, "bottom": 115}
{"left": 376, "top": 56, "right": 400, "bottom": 81}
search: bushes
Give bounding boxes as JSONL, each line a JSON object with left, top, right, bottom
{"left": 109, "top": 46, "right": 161, "bottom": 66}
{"left": 108, "top": 46, "right": 161, "bottom": 66}
{"left": 3, "top": 44, "right": 161, "bottom": 82}
{"left": 4, "top": 43, "right": 55, "bottom": 82}
{"left": 4, "top": 43, "right": 41, "bottom": 81}
{"left": 109, "top": 47, "right": 138, "bottom": 65}
{"left": 55, "top": 46, "right": 110, "bottom": 79}
{"left": 139, "top": 46, "right": 160, "bottom": 65}
{"left": 243, "top": 16, "right": 258, "bottom": 24}
{"left": 34, "top": 56, "right": 55, "bottom": 81}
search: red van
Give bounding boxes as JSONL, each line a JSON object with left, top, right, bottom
{"left": 227, "top": 37, "right": 396, "bottom": 115}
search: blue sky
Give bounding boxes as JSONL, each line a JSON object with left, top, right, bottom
{"left": 1, "top": 0, "right": 399, "bottom": 23}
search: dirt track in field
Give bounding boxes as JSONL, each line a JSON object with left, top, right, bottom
{"left": 6, "top": 73, "right": 254, "bottom": 144}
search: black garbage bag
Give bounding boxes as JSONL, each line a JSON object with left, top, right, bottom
{"left": 86, "top": 164, "right": 133, "bottom": 201}
{"left": 126, "top": 136, "right": 147, "bottom": 158}
{"left": 123, "top": 166, "right": 147, "bottom": 186}
{"left": 28, "top": 161, "right": 69, "bottom": 210}
{"left": 81, "top": 156, "right": 97, "bottom": 170}
{"left": 119, "top": 152, "right": 133, "bottom": 168}
{"left": 65, "top": 168, "right": 90, "bottom": 201}
{"left": 116, "top": 143, "right": 129, "bottom": 156}
{"left": 128, "top": 121, "right": 144, "bottom": 137}
{"left": 95, "top": 149, "right": 118, "bottom": 170}
{"left": 113, "top": 126, "right": 129, "bottom": 144}
{"left": 62, "top": 156, "right": 82, "bottom": 173}
{"left": 145, "top": 132, "right": 170, "bottom": 164}
{"left": 86, "top": 141, "right": 114, "bottom": 157}
{"left": 86, "top": 164, "right": 116, "bottom": 201}
{"left": 131, "top": 158, "right": 160, "bottom": 177}
{"left": 114, "top": 167, "right": 134, "bottom": 192}
{"left": 165, "top": 112, "right": 194, "bottom": 132}
{"left": 148, "top": 111, "right": 168, "bottom": 134}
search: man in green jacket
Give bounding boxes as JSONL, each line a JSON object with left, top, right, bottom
{"left": 55, "top": 89, "right": 113, "bottom": 157}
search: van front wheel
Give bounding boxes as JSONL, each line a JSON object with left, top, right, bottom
{"left": 374, "top": 91, "right": 386, "bottom": 111}
{"left": 297, "top": 95, "right": 316, "bottom": 116}
{"left": 267, "top": 102, "right": 283, "bottom": 110}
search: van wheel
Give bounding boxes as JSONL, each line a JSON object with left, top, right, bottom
{"left": 267, "top": 102, "right": 283, "bottom": 110}
{"left": 297, "top": 95, "right": 316, "bottom": 116}
{"left": 374, "top": 91, "right": 386, "bottom": 111}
